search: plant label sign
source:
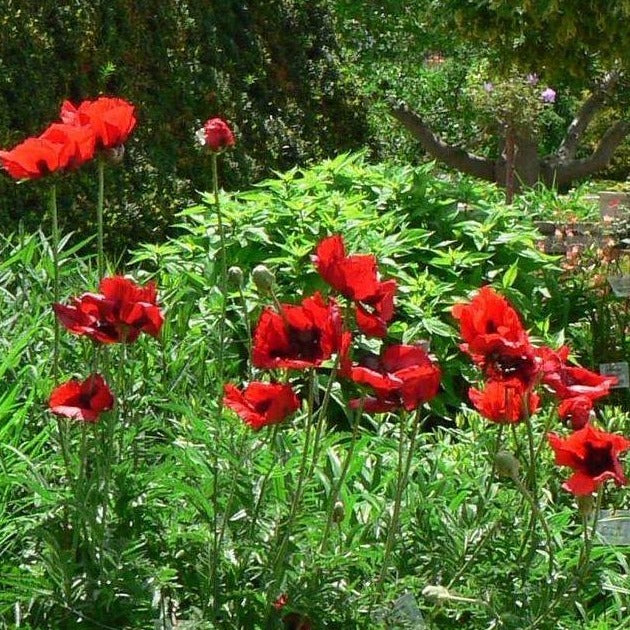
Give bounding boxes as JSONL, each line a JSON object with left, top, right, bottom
{"left": 599, "top": 362, "right": 630, "bottom": 389}
{"left": 599, "top": 192, "right": 630, "bottom": 220}
{"left": 608, "top": 275, "right": 630, "bottom": 298}
{"left": 375, "top": 592, "right": 426, "bottom": 628}
{"left": 597, "top": 510, "right": 630, "bottom": 546}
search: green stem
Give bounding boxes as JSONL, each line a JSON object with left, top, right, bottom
{"left": 97, "top": 158, "right": 105, "bottom": 279}
{"left": 524, "top": 411, "right": 537, "bottom": 495}
{"left": 446, "top": 521, "right": 501, "bottom": 590}
{"left": 264, "top": 370, "right": 317, "bottom": 622}
{"left": 373, "top": 408, "right": 424, "bottom": 603}
{"left": 248, "top": 424, "right": 280, "bottom": 542}
{"left": 238, "top": 286, "right": 253, "bottom": 380}
{"left": 100, "top": 337, "right": 126, "bottom": 567}
{"left": 211, "top": 152, "right": 229, "bottom": 403}
{"left": 71, "top": 422, "right": 91, "bottom": 558}
{"left": 215, "top": 430, "right": 254, "bottom": 558}
{"left": 49, "top": 184, "right": 72, "bottom": 485}
{"left": 306, "top": 358, "right": 340, "bottom": 480}
{"left": 529, "top": 488, "right": 603, "bottom": 629}
{"left": 210, "top": 151, "right": 229, "bottom": 619}
{"left": 320, "top": 400, "right": 363, "bottom": 553}
{"left": 479, "top": 424, "right": 504, "bottom": 518}
{"left": 514, "top": 476, "right": 554, "bottom": 579}
{"left": 50, "top": 183, "right": 60, "bottom": 381}
{"left": 577, "top": 487, "right": 603, "bottom": 576}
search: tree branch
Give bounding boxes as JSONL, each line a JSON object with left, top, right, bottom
{"left": 388, "top": 98, "right": 495, "bottom": 181}
{"left": 552, "top": 120, "right": 629, "bottom": 185}
{"left": 557, "top": 71, "right": 621, "bottom": 161}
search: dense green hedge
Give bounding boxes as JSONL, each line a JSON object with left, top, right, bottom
{"left": 0, "top": 1, "right": 369, "bottom": 251}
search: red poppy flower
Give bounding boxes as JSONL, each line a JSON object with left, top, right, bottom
{"left": 0, "top": 137, "right": 62, "bottom": 180}
{"left": 49, "top": 373, "right": 114, "bottom": 422}
{"left": 312, "top": 235, "right": 380, "bottom": 302}
{"left": 349, "top": 344, "right": 441, "bottom": 412}
{"left": 548, "top": 425, "right": 630, "bottom": 495}
{"left": 355, "top": 279, "right": 396, "bottom": 338}
{"left": 469, "top": 378, "right": 540, "bottom": 424}
{"left": 452, "top": 286, "right": 530, "bottom": 356}
{"left": 223, "top": 382, "right": 300, "bottom": 430}
{"left": 40, "top": 123, "right": 96, "bottom": 171}
{"left": 54, "top": 276, "right": 164, "bottom": 344}
{"left": 252, "top": 293, "right": 343, "bottom": 370}
{"left": 543, "top": 360, "right": 616, "bottom": 401}
{"left": 558, "top": 396, "right": 593, "bottom": 430}
{"left": 196, "top": 117, "right": 235, "bottom": 152}
{"left": 453, "top": 287, "right": 538, "bottom": 386}
{"left": 61, "top": 97, "right": 137, "bottom": 149}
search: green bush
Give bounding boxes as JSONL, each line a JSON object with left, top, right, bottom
{"left": 0, "top": 1, "right": 369, "bottom": 252}
{"left": 134, "top": 152, "right": 559, "bottom": 414}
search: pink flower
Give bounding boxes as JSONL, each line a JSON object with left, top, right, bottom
{"left": 541, "top": 88, "right": 556, "bottom": 104}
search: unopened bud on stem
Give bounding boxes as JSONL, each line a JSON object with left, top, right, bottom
{"left": 332, "top": 500, "right": 345, "bottom": 523}
{"left": 422, "top": 585, "right": 450, "bottom": 603}
{"left": 495, "top": 451, "right": 520, "bottom": 481}
{"left": 228, "top": 265, "right": 244, "bottom": 288}
{"left": 252, "top": 264, "right": 274, "bottom": 294}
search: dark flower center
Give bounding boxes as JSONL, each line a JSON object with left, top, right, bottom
{"left": 488, "top": 353, "right": 535, "bottom": 382}
{"left": 285, "top": 325, "right": 322, "bottom": 361}
{"left": 584, "top": 442, "right": 614, "bottom": 477}
{"left": 485, "top": 320, "right": 499, "bottom": 334}
{"left": 255, "top": 399, "right": 272, "bottom": 414}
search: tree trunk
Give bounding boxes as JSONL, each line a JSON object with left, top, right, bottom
{"left": 388, "top": 95, "right": 629, "bottom": 193}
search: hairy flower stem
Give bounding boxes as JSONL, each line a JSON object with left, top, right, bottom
{"left": 479, "top": 424, "right": 504, "bottom": 518}
{"left": 211, "top": 152, "right": 229, "bottom": 404}
{"left": 96, "top": 158, "right": 105, "bottom": 279}
{"left": 577, "top": 487, "right": 603, "bottom": 575}
{"left": 213, "top": 430, "right": 253, "bottom": 615}
{"left": 50, "top": 184, "right": 60, "bottom": 380}
{"left": 264, "top": 370, "right": 317, "bottom": 623}
{"left": 514, "top": 476, "right": 554, "bottom": 579}
{"left": 373, "top": 408, "right": 424, "bottom": 605}
{"left": 49, "top": 184, "right": 72, "bottom": 483}
{"left": 209, "top": 152, "right": 229, "bottom": 619}
{"left": 99, "top": 338, "right": 126, "bottom": 569}
{"left": 306, "top": 359, "right": 340, "bottom": 480}
{"left": 320, "top": 401, "right": 364, "bottom": 553}
{"left": 524, "top": 412, "right": 537, "bottom": 496}
{"left": 530, "top": 489, "right": 603, "bottom": 629}
{"left": 447, "top": 521, "right": 501, "bottom": 590}
{"left": 248, "top": 425, "right": 281, "bottom": 542}
{"left": 237, "top": 286, "right": 253, "bottom": 379}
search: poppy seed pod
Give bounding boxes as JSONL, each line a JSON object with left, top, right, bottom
{"left": 422, "top": 585, "right": 450, "bottom": 603}
{"left": 495, "top": 450, "right": 520, "bottom": 480}
{"left": 228, "top": 265, "right": 244, "bottom": 288}
{"left": 252, "top": 264, "right": 274, "bottom": 294}
{"left": 332, "top": 500, "right": 345, "bottom": 523}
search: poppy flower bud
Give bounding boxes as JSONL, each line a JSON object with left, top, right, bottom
{"left": 252, "top": 264, "right": 275, "bottom": 295}
{"left": 228, "top": 265, "right": 244, "bottom": 288}
{"left": 495, "top": 450, "right": 520, "bottom": 480}
{"left": 422, "top": 585, "right": 450, "bottom": 603}
{"left": 332, "top": 500, "right": 345, "bottom": 523}
{"left": 197, "top": 117, "right": 235, "bottom": 152}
